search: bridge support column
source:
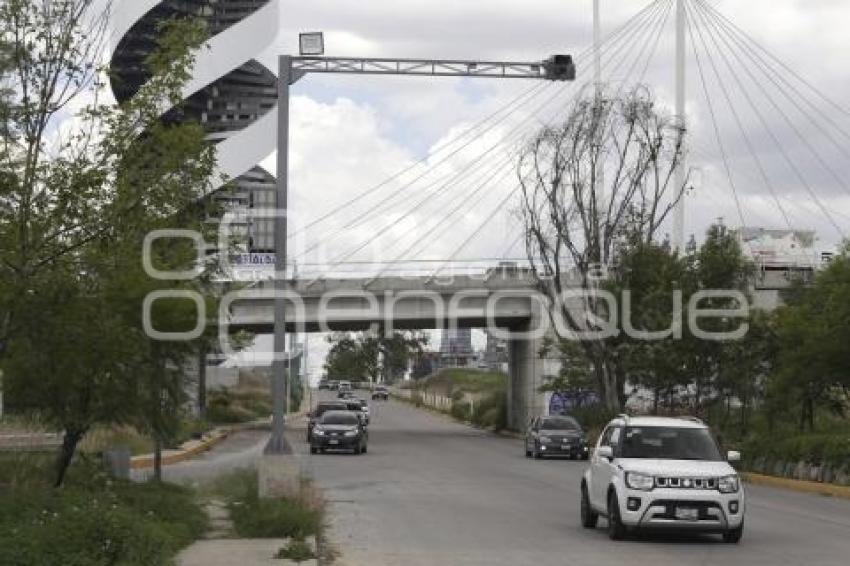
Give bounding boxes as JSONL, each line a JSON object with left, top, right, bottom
{"left": 507, "top": 319, "right": 547, "bottom": 431}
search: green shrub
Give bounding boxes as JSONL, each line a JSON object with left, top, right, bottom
{"left": 741, "top": 433, "right": 850, "bottom": 467}
{"left": 207, "top": 388, "right": 274, "bottom": 424}
{"left": 450, "top": 401, "right": 471, "bottom": 421}
{"left": 0, "top": 453, "right": 54, "bottom": 490}
{"left": 214, "top": 470, "right": 322, "bottom": 540}
{"left": 0, "top": 458, "right": 206, "bottom": 566}
{"left": 79, "top": 426, "right": 154, "bottom": 456}
{"left": 470, "top": 391, "right": 508, "bottom": 431}
{"left": 417, "top": 369, "right": 507, "bottom": 396}
{"left": 275, "top": 538, "right": 316, "bottom": 562}
{"left": 230, "top": 497, "right": 321, "bottom": 539}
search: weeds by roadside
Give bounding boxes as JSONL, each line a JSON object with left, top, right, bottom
{"left": 0, "top": 453, "right": 207, "bottom": 565}
{"left": 205, "top": 468, "right": 323, "bottom": 540}
{"left": 275, "top": 538, "right": 317, "bottom": 562}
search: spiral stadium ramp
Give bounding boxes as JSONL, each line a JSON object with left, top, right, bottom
{"left": 110, "top": 0, "right": 280, "bottom": 252}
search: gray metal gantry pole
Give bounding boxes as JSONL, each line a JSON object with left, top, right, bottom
{"left": 269, "top": 55, "right": 293, "bottom": 454}
{"left": 267, "top": 53, "right": 575, "bottom": 454}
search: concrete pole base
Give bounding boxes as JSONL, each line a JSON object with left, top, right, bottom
{"left": 258, "top": 453, "right": 302, "bottom": 499}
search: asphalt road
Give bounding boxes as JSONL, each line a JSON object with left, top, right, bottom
{"left": 289, "top": 392, "right": 850, "bottom": 566}
{"left": 134, "top": 393, "right": 850, "bottom": 565}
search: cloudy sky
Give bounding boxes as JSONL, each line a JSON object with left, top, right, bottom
{"left": 208, "top": 0, "right": 850, "bottom": 377}
{"left": 98, "top": 1, "right": 850, "bottom": 377}
{"left": 246, "top": 0, "right": 850, "bottom": 272}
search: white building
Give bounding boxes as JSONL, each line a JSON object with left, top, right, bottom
{"left": 737, "top": 227, "right": 833, "bottom": 309}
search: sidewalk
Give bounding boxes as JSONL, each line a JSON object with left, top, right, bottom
{"left": 176, "top": 499, "right": 318, "bottom": 566}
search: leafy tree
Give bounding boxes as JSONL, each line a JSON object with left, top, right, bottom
{"left": 770, "top": 248, "right": 850, "bottom": 432}
{"left": 324, "top": 332, "right": 428, "bottom": 384}
{"left": 324, "top": 334, "right": 372, "bottom": 381}
{"left": 0, "top": 2, "right": 220, "bottom": 485}
{"left": 617, "top": 224, "right": 753, "bottom": 417}
{"left": 538, "top": 336, "right": 596, "bottom": 395}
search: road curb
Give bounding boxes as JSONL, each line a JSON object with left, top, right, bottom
{"left": 130, "top": 430, "right": 230, "bottom": 469}
{"left": 742, "top": 471, "right": 850, "bottom": 500}
{"left": 129, "top": 420, "right": 272, "bottom": 470}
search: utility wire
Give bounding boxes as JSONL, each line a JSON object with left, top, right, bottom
{"left": 686, "top": 1, "right": 748, "bottom": 229}
{"left": 695, "top": 0, "right": 850, "bottom": 123}
{"left": 390, "top": 0, "right": 676, "bottom": 275}
{"left": 430, "top": 185, "right": 523, "bottom": 277}
{"left": 306, "top": 0, "right": 672, "bottom": 272}
{"left": 686, "top": 3, "right": 793, "bottom": 230}
{"left": 373, "top": 155, "right": 522, "bottom": 268}
{"left": 427, "top": 0, "right": 676, "bottom": 278}
{"left": 694, "top": 4, "right": 850, "bottom": 204}
{"left": 288, "top": 0, "right": 667, "bottom": 243}
{"left": 287, "top": 81, "right": 549, "bottom": 240}
{"left": 690, "top": 1, "right": 844, "bottom": 237}
{"left": 294, "top": 0, "right": 671, "bottom": 261}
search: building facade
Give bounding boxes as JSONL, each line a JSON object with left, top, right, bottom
{"left": 438, "top": 328, "right": 475, "bottom": 367}
{"left": 110, "top": 0, "right": 279, "bottom": 253}
{"left": 736, "top": 227, "right": 833, "bottom": 310}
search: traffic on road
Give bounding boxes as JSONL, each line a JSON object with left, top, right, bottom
{"left": 290, "top": 391, "right": 850, "bottom": 566}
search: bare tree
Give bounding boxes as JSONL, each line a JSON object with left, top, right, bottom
{"left": 518, "top": 87, "right": 690, "bottom": 410}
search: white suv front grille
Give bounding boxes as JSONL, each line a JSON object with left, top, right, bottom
{"left": 654, "top": 477, "right": 718, "bottom": 489}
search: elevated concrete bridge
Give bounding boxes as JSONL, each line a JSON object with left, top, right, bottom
{"left": 223, "top": 270, "right": 577, "bottom": 429}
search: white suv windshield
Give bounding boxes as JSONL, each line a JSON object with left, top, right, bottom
{"left": 620, "top": 426, "right": 723, "bottom": 461}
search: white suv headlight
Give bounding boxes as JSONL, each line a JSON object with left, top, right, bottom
{"left": 313, "top": 428, "right": 325, "bottom": 436}
{"left": 718, "top": 475, "right": 740, "bottom": 494}
{"left": 625, "top": 472, "right": 654, "bottom": 491}
{"left": 538, "top": 436, "right": 552, "bottom": 444}
{"left": 344, "top": 430, "right": 359, "bottom": 437}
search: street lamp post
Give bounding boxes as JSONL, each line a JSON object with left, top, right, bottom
{"left": 267, "top": 39, "right": 576, "bottom": 454}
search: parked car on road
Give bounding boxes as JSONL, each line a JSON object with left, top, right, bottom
{"left": 318, "top": 380, "right": 330, "bottom": 390}
{"left": 307, "top": 401, "right": 348, "bottom": 442}
{"left": 328, "top": 380, "right": 340, "bottom": 391}
{"left": 525, "top": 416, "right": 589, "bottom": 460}
{"left": 310, "top": 410, "right": 368, "bottom": 455}
{"left": 580, "top": 415, "right": 744, "bottom": 543}
{"left": 338, "top": 380, "right": 352, "bottom": 393}
{"left": 371, "top": 386, "right": 390, "bottom": 401}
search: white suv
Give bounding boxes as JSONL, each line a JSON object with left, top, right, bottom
{"left": 581, "top": 415, "right": 744, "bottom": 543}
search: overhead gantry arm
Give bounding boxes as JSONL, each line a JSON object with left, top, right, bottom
{"left": 288, "top": 55, "right": 576, "bottom": 84}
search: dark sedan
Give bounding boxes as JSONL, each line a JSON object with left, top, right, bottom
{"left": 371, "top": 386, "right": 389, "bottom": 400}
{"left": 306, "top": 401, "right": 348, "bottom": 442}
{"left": 525, "top": 415, "right": 589, "bottom": 460}
{"left": 310, "top": 411, "right": 368, "bottom": 455}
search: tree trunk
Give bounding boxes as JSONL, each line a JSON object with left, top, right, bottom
{"left": 799, "top": 398, "right": 815, "bottom": 433}
{"left": 54, "top": 428, "right": 85, "bottom": 488}
{"left": 586, "top": 342, "right": 620, "bottom": 412}
{"left": 809, "top": 399, "right": 815, "bottom": 432}
{"left": 153, "top": 437, "right": 163, "bottom": 482}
